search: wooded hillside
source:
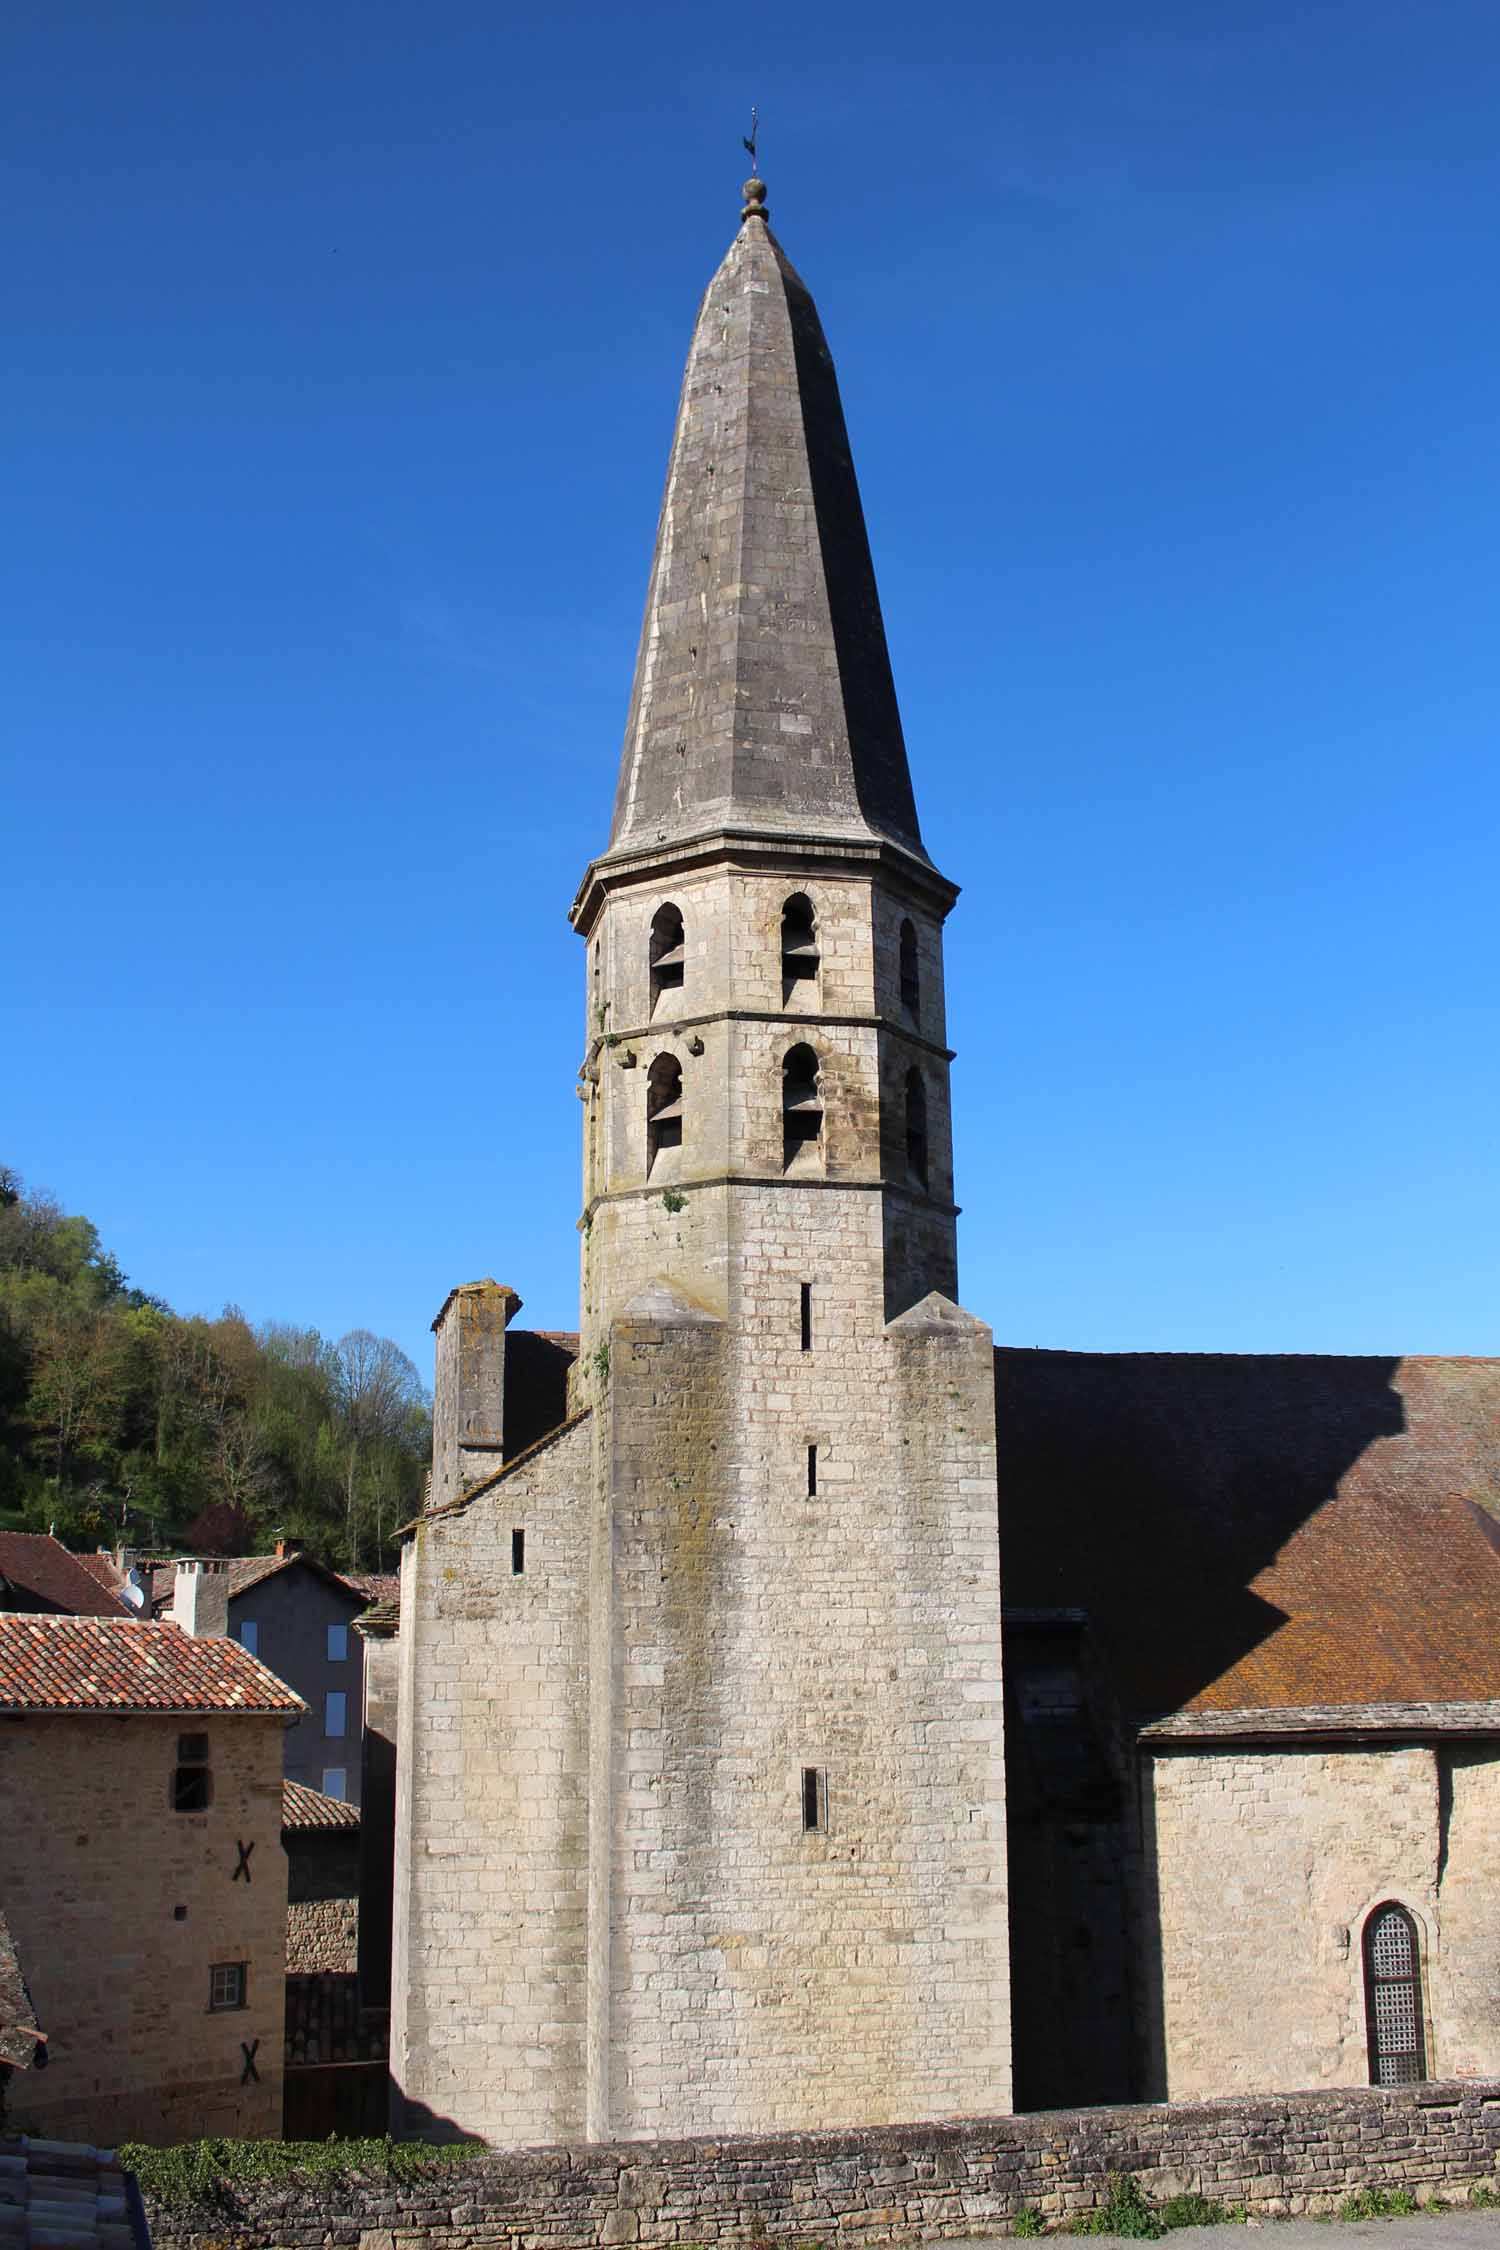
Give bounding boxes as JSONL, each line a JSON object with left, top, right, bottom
{"left": 0, "top": 1165, "right": 429, "bottom": 1568}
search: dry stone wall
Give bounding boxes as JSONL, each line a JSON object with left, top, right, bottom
{"left": 141, "top": 2084, "right": 1500, "bottom": 2250}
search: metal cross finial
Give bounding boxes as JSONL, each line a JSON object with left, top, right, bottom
{"left": 742, "top": 105, "right": 760, "bottom": 177}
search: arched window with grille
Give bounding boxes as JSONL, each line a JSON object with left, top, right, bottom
{"left": 899, "top": 918, "right": 920, "bottom": 1022}
{"left": 646, "top": 1053, "right": 683, "bottom": 1175}
{"left": 781, "top": 894, "right": 819, "bottom": 1001}
{"left": 904, "top": 1067, "right": 929, "bottom": 1188}
{"left": 1363, "top": 1902, "right": 1426, "bottom": 2085}
{"left": 782, "top": 1044, "right": 822, "bottom": 1171}
{"left": 649, "top": 903, "right": 685, "bottom": 1014}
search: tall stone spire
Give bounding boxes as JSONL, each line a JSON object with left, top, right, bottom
{"left": 608, "top": 175, "right": 925, "bottom": 860}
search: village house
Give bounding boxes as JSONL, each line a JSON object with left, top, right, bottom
{"left": 0, "top": 1603, "right": 300, "bottom": 2144}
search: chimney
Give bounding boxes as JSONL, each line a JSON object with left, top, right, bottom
{"left": 172, "top": 1558, "right": 229, "bottom": 1638}
{"left": 430, "top": 1280, "right": 520, "bottom": 1508}
{"left": 274, "top": 1536, "right": 303, "bottom": 1560}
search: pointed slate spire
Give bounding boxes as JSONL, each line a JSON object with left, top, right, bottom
{"left": 607, "top": 176, "right": 926, "bottom": 860}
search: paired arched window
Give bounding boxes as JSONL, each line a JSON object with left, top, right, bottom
{"left": 899, "top": 918, "right": 919, "bottom": 1021}
{"left": 905, "top": 1068, "right": 929, "bottom": 1188}
{"left": 1364, "top": 1903, "right": 1426, "bottom": 2085}
{"left": 781, "top": 894, "right": 819, "bottom": 999}
{"left": 783, "top": 1044, "right": 822, "bottom": 1171}
{"left": 646, "top": 1053, "right": 683, "bottom": 1174}
{"left": 649, "top": 903, "right": 685, "bottom": 1014}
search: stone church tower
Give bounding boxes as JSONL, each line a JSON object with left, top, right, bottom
{"left": 391, "top": 175, "right": 1010, "bottom": 2145}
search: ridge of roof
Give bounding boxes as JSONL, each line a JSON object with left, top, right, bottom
{"left": 0, "top": 1532, "right": 132, "bottom": 1619}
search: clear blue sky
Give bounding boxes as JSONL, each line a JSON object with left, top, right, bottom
{"left": 6, "top": 0, "right": 1498, "bottom": 1375}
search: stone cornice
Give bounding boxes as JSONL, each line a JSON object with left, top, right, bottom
{"left": 570, "top": 824, "right": 958, "bottom": 936}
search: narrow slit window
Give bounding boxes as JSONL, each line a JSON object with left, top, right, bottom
{"left": 905, "top": 1067, "right": 929, "bottom": 1188}
{"left": 807, "top": 1443, "right": 818, "bottom": 1496}
{"left": 646, "top": 1052, "right": 684, "bottom": 1173}
{"left": 649, "top": 902, "right": 685, "bottom": 1013}
{"left": 781, "top": 893, "right": 820, "bottom": 999}
{"left": 802, "top": 1767, "right": 825, "bottom": 1832}
{"left": 1364, "top": 1903, "right": 1427, "bottom": 2085}
{"left": 800, "top": 1282, "right": 812, "bottom": 1352}
{"left": 782, "top": 1044, "right": 822, "bottom": 1171}
{"left": 512, "top": 1527, "right": 526, "bottom": 1575}
{"left": 324, "top": 1690, "right": 346, "bottom": 1739}
{"left": 899, "top": 917, "right": 920, "bottom": 1020}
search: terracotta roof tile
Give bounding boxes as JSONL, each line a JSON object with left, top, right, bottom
{"left": 0, "top": 1617, "right": 307, "bottom": 1715}
{"left": 0, "top": 1534, "right": 130, "bottom": 1619}
{"left": 338, "top": 1572, "right": 399, "bottom": 1603}
{"left": 283, "top": 1778, "right": 359, "bottom": 1832}
{"left": 0, "top": 2136, "right": 149, "bottom": 2248}
{"left": 997, "top": 1350, "right": 1500, "bottom": 1725}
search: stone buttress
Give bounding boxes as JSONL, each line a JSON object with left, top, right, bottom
{"left": 391, "top": 175, "right": 1010, "bottom": 2143}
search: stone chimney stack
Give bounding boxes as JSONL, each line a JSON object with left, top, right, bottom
{"left": 430, "top": 1280, "right": 521, "bottom": 1510}
{"left": 172, "top": 1558, "right": 229, "bottom": 1638}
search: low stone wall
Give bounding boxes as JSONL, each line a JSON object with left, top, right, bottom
{"left": 141, "top": 2082, "right": 1500, "bottom": 2249}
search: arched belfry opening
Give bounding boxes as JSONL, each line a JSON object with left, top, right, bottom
{"left": 899, "top": 918, "right": 920, "bottom": 1022}
{"left": 782, "top": 1043, "right": 823, "bottom": 1172}
{"left": 649, "top": 903, "right": 685, "bottom": 1015}
{"left": 1363, "top": 1903, "right": 1426, "bottom": 2085}
{"left": 646, "top": 1052, "right": 683, "bottom": 1175}
{"left": 781, "top": 894, "right": 820, "bottom": 1003}
{"left": 904, "top": 1067, "right": 929, "bottom": 1188}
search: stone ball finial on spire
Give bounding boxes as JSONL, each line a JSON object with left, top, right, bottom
{"left": 741, "top": 176, "right": 768, "bottom": 224}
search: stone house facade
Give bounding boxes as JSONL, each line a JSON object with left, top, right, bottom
{"left": 0, "top": 1612, "right": 300, "bottom": 2144}
{"left": 387, "top": 172, "right": 1500, "bottom": 2142}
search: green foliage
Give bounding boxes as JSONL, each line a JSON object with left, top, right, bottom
{"left": 0, "top": 1165, "right": 430, "bottom": 1568}
{"left": 661, "top": 1187, "right": 687, "bottom": 1214}
{"left": 1469, "top": 2186, "right": 1500, "bottom": 2212}
{"left": 1068, "top": 2174, "right": 1164, "bottom": 2238}
{"left": 1159, "top": 2193, "right": 1245, "bottom": 2230}
{"left": 1336, "top": 2187, "right": 1418, "bottom": 2221}
{"left": 1012, "top": 2208, "right": 1047, "bottom": 2237}
{"left": 121, "top": 2135, "right": 479, "bottom": 2206}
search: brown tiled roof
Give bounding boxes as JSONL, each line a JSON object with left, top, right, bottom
{"left": 996, "top": 1351, "right": 1500, "bottom": 1726}
{"left": 283, "top": 1778, "right": 359, "bottom": 1832}
{"left": 147, "top": 1550, "right": 370, "bottom": 1616}
{"left": 0, "top": 1617, "right": 307, "bottom": 1715}
{"left": 0, "top": 2136, "right": 148, "bottom": 2248}
{"left": 0, "top": 1904, "right": 44, "bottom": 2072}
{"left": 339, "top": 1572, "right": 399, "bottom": 1604}
{"left": 0, "top": 1534, "right": 130, "bottom": 1619}
{"left": 284, "top": 1972, "right": 387, "bottom": 2066}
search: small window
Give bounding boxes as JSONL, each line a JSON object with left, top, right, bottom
{"left": 325, "top": 1690, "right": 347, "bottom": 1739}
{"left": 321, "top": 1767, "right": 347, "bottom": 1801}
{"left": 899, "top": 918, "right": 920, "bottom": 1020}
{"left": 800, "top": 1282, "right": 812, "bottom": 1353}
{"left": 172, "top": 1734, "right": 212, "bottom": 1813}
{"left": 1364, "top": 1903, "right": 1427, "bottom": 2085}
{"left": 781, "top": 894, "right": 819, "bottom": 999}
{"left": 326, "top": 1623, "right": 347, "bottom": 1663}
{"left": 209, "top": 1961, "right": 247, "bottom": 2011}
{"left": 806, "top": 1444, "right": 818, "bottom": 1497}
{"left": 782, "top": 1044, "right": 822, "bottom": 1172}
{"left": 238, "top": 1619, "right": 258, "bottom": 1657}
{"left": 512, "top": 1527, "right": 526, "bottom": 1575}
{"left": 801, "top": 1767, "right": 827, "bottom": 1832}
{"left": 905, "top": 1067, "right": 929, "bottom": 1188}
{"left": 649, "top": 902, "right": 685, "bottom": 1013}
{"left": 646, "top": 1052, "right": 683, "bottom": 1174}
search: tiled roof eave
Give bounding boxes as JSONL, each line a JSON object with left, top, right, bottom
{"left": 1140, "top": 1699, "right": 1500, "bottom": 1744}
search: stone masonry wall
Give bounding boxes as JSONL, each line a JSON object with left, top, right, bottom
{"left": 286, "top": 1832, "right": 360, "bottom": 1974}
{"left": 142, "top": 2084, "right": 1500, "bottom": 2250}
{"left": 0, "top": 1709, "right": 285, "bottom": 2146}
{"left": 391, "top": 1417, "right": 595, "bottom": 2146}
{"left": 1145, "top": 1742, "right": 1500, "bottom": 2098}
